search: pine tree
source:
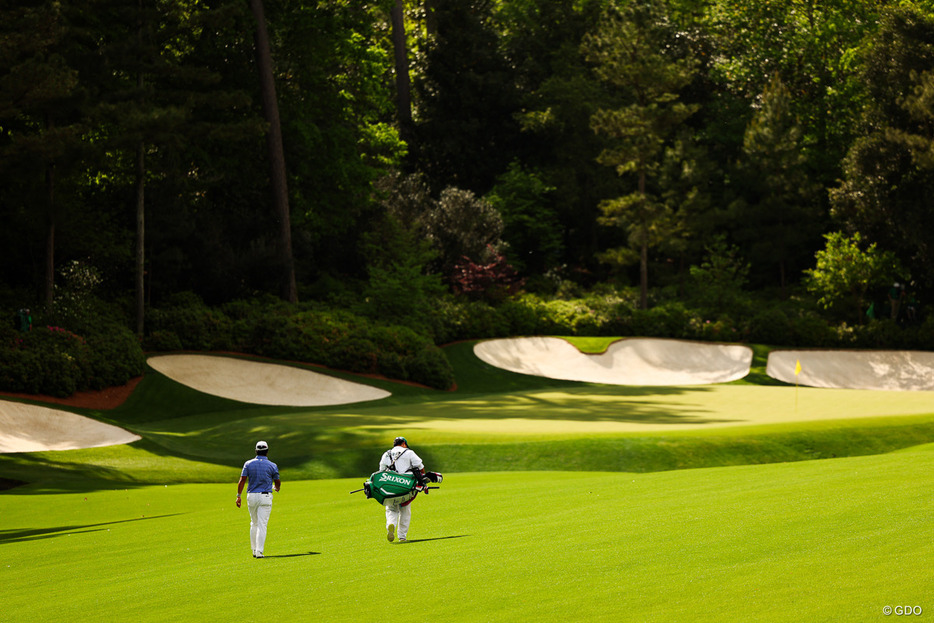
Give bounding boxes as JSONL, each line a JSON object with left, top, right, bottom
{"left": 729, "top": 74, "right": 819, "bottom": 294}
{"left": 583, "top": 0, "right": 698, "bottom": 308}
{"left": 0, "top": 1, "right": 87, "bottom": 309}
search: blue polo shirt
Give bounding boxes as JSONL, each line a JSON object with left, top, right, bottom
{"left": 241, "top": 455, "right": 279, "bottom": 493}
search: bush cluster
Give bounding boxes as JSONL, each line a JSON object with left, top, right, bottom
{"left": 145, "top": 295, "right": 455, "bottom": 390}
{"left": 11, "top": 283, "right": 929, "bottom": 400}
{"left": 0, "top": 321, "right": 145, "bottom": 398}
{"left": 429, "top": 290, "right": 934, "bottom": 351}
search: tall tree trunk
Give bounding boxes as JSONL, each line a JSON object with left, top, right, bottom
{"left": 640, "top": 230, "right": 648, "bottom": 310}
{"left": 391, "top": 0, "right": 414, "bottom": 145}
{"left": 638, "top": 168, "right": 648, "bottom": 310}
{"left": 135, "top": 140, "right": 145, "bottom": 336}
{"left": 249, "top": 0, "right": 298, "bottom": 303}
{"left": 44, "top": 161, "right": 55, "bottom": 311}
{"left": 779, "top": 260, "right": 787, "bottom": 299}
{"left": 135, "top": 1, "right": 146, "bottom": 336}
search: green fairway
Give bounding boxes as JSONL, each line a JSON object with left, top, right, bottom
{"left": 2, "top": 446, "right": 930, "bottom": 622}
{"left": 1, "top": 338, "right": 933, "bottom": 621}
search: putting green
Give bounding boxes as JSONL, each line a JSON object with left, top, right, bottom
{"left": 298, "top": 384, "right": 934, "bottom": 443}
{"left": 123, "top": 381, "right": 934, "bottom": 463}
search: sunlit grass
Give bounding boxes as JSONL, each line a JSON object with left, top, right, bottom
{"left": 2, "top": 447, "right": 931, "bottom": 622}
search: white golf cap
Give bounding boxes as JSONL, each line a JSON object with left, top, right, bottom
{"left": 255, "top": 440, "right": 268, "bottom": 451}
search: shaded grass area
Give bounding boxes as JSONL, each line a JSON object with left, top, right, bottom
{"left": 3, "top": 415, "right": 934, "bottom": 488}
{"left": 0, "top": 440, "right": 234, "bottom": 490}
{"left": 100, "top": 356, "right": 433, "bottom": 425}
{"left": 1, "top": 448, "right": 931, "bottom": 622}
{"left": 418, "top": 418, "right": 934, "bottom": 473}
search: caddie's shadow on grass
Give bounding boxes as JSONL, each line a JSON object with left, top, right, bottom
{"left": 0, "top": 513, "right": 186, "bottom": 544}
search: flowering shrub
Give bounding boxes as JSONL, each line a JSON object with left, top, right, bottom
{"left": 451, "top": 251, "right": 525, "bottom": 303}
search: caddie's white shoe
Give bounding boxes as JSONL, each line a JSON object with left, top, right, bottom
{"left": 399, "top": 538, "right": 407, "bottom": 543}
{"left": 387, "top": 524, "right": 396, "bottom": 542}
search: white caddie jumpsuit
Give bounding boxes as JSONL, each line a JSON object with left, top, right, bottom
{"left": 379, "top": 446, "right": 424, "bottom": 541}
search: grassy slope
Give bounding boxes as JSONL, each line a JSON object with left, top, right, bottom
{"left": 1, "top": 340, "right": 934, "bottom": 485}
{"left": 1, "top": 446, "right": 930, "bottom": 622}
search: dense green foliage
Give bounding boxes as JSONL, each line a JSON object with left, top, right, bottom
{"left": 143, "top": 287, "right": 934, "bottom": 356}
{"left": 0, "top": 323, "right": 144, "bottom": 397}
{"left": 7, "top": 275, "right": 934, "bottom": 398}
{"left": 3, "top": 0, "right": 934, "bottom": 388}
{"left": 804, "top": 232, "right": 903, "bottom": 324}
{"left": 145, "top": 294, "right": 456, "bottom": 389}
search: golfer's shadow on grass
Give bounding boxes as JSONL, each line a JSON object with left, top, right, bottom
{"left": 263, "top": 552, "right": 321, "bottom": 558}
{"left": 400, "top": 535, "right": 469, "bottom": 544}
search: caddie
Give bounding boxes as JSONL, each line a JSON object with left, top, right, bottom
{"left": 378, "top": 436, "right": 430, "bottom": 543}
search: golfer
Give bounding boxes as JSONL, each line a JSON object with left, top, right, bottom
{"left": 379, "top": 436, "right": 427, "bottom": 543}
{"left": 237, "top": 440, "right": 280, "bottom": 558}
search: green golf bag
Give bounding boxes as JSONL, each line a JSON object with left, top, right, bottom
{"left": 363, "top": 471, "right": 419, "bottom": 505}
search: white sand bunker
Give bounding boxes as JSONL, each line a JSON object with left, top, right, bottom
{"left": 0, "top": 401, "right": 141, "bottom": 453}
{"left": 767, "top": 349, "right": 934, "bottom": 391}
{"left": 474, "top": 337, "right": 753, "bottom": 385}
{"left": 147, "top": 354, "right": 391, "bottom": 406}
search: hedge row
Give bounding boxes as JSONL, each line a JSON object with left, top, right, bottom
{"left": 145, "top": 296, "right": 455, "bottom": 390}
{"left": 145, "top": 293, "right": 934, "bottom": 386}
{"left": 434, "top": 293, "right": 934, "bottom": 350}
{"left": 0, "top": 323, "right": 146, "bottom": 398}
{"left": 7, "top": 289, "right": 930, "bottom": 399}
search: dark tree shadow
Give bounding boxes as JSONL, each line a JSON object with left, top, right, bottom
{"left": 0, "top": 513, "right": 186, "bottom": 544}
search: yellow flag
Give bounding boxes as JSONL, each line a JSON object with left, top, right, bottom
{"left": 794, "top": 359, "right": 802, "bottom": 376}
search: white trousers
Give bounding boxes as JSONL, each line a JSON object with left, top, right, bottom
{"left": 385, "top": 500, "right": 412, "bottom": 540}
{"left": 247, "top": 492, "right": 273, "bottom": 555}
